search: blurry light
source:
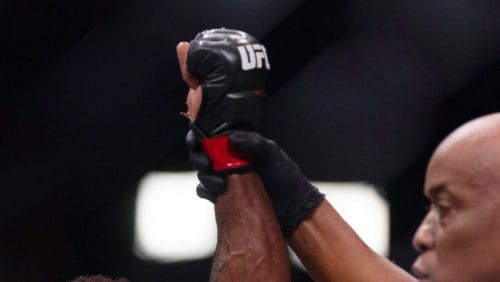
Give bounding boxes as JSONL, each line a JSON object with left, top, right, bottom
{"left": 134, "top": 173, "right": 389, "bottom": 265}
{"left": 133, "top": 172, "right": 217, "bottom": 263}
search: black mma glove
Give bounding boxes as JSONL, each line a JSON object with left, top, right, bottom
{"left": 187, "top": 130, "right": 325, "bottom": 237}
{"left": 185, "top": 28, "right": 271, "bottom": 172}
{"left": 187, "top": 28, "right": 269, "bottom": 137}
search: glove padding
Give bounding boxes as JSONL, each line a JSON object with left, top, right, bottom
{"left": 187, "top": 28, "right": 269, "bottom": 136}
{"left": 187, "top": 130, "right": 325, "bottom": 237}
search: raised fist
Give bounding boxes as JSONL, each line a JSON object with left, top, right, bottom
{"left": 186, "top": 28, "right": 271, "bottom": 136}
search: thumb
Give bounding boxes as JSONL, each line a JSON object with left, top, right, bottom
{"left": 176, "top": 41, "right": 199, "bottom": 89}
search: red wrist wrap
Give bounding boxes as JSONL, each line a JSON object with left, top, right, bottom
{"left": 200, "top": 135, "right": 250, "bottom": 172}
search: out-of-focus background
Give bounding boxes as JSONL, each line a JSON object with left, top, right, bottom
{"left": 2, "top": 1, "right": 500, "bottom": 281}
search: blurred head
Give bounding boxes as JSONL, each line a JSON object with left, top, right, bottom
{"left": 412, "top": 113, "right": 500, "bottom": 281}
{"left": 70, "top": 274, "right": 129, "bottom": 282}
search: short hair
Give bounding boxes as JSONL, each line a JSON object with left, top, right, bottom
{"left": 69, "top": 274, "right": 129, "bottom": 282}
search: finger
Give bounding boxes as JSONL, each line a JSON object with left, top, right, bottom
{"left": 229, "top": 131, "right": 267, "bottom": 158}
{"left": 186, "top": 86, "right": 203, "bottom": 120}
{"left": 198, "top": 172, "right": 226, "bottom": 195}
{"left": 176, "top": 41, "right": 189, "bottom": 66}
{"left": 177, "top": 42, "right": 203, "bottom": 121}
{"left": 190, "top": 150, "right": 212, "bottom": 172}
{"left": 185, "top": 130, "right": 201, "bottom": 151}
{"left": 196, "top": 183, "right": 216, "bottom": 203}
{"left": 176, "top": 42, "right": 199, "bottom": 89}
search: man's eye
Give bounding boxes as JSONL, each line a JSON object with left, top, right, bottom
{"left": 437, "top": 204, "right": 451, "bottom": 216}
{"left": 433, "top": 200, "right": 454, "bottom": 222}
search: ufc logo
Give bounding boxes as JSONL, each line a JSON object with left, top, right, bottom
{"left": 237, "top": 44, "right": 271, "bottom": 71}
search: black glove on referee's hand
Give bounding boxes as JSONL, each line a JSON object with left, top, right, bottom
{"left": 187, "top": 130, "right": 325, "bottom": 237}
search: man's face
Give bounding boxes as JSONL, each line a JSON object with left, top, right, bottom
{"left": 411, "top": 138, "right": 500, "bottom": 282}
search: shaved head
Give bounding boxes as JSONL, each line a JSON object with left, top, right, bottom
{"left": 433, "top": 112, "right": 500, "bottom": 164}
{"left": 429, "top": 113, "right": 500, "bottom": 194}
{"left": 412, "top": 113, "right": 500, "bottom": 282}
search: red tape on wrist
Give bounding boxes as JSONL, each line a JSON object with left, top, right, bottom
{"left": 201, "top": 135, "right": 250, "bottom": 172}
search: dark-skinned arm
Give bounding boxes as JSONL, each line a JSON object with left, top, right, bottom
{"left": 210, "top": 172, "right": 290, "bottom": 281}
{"left": 288, "top": 200, "right": 416, "bottom": 282}
{"left": 195, "top": 131, "right": 417, "bottom": 281}
{"left": 177, "top": 29, "right": 291, "bottom": 282}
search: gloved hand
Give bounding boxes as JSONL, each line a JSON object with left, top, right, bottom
{"left": 182, "top": 28, "right": 271, "bottom": 172}
{"left": 186, "top": 28, "right": 270, "bottom": 137}
{"left": 187, "top": 130, "right": 325, "bottom": 237}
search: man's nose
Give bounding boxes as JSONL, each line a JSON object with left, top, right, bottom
{"left": 412, "top": 211, "right": 436, "bottom": 253}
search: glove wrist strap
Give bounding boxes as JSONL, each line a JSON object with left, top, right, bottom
{"left": 201, "top": 135, "right": 250, "bottom": 172}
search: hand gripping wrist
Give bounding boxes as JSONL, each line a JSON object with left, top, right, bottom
{"left": 186, "top": 28, "right": 270, "bottom": 172}
{"left": 229, "top": 131, "right": 325, "bottom": 237}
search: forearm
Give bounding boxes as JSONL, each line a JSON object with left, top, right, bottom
{"left": 211, "top": 171, "right": 290, "bottom": 281}
{"left": 288, "top": 199, "right": 417, "bottom": 282}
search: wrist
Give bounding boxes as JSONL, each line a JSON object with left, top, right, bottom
{"left": 278, "top": 180, "right": 325, "bottom": 237}
{"left": 201, "top": 135, "right": 251, "bottom": 172}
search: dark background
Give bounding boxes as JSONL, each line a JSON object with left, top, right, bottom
{"left": 1, "top": 0, "right": 500, "bottom": 281}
